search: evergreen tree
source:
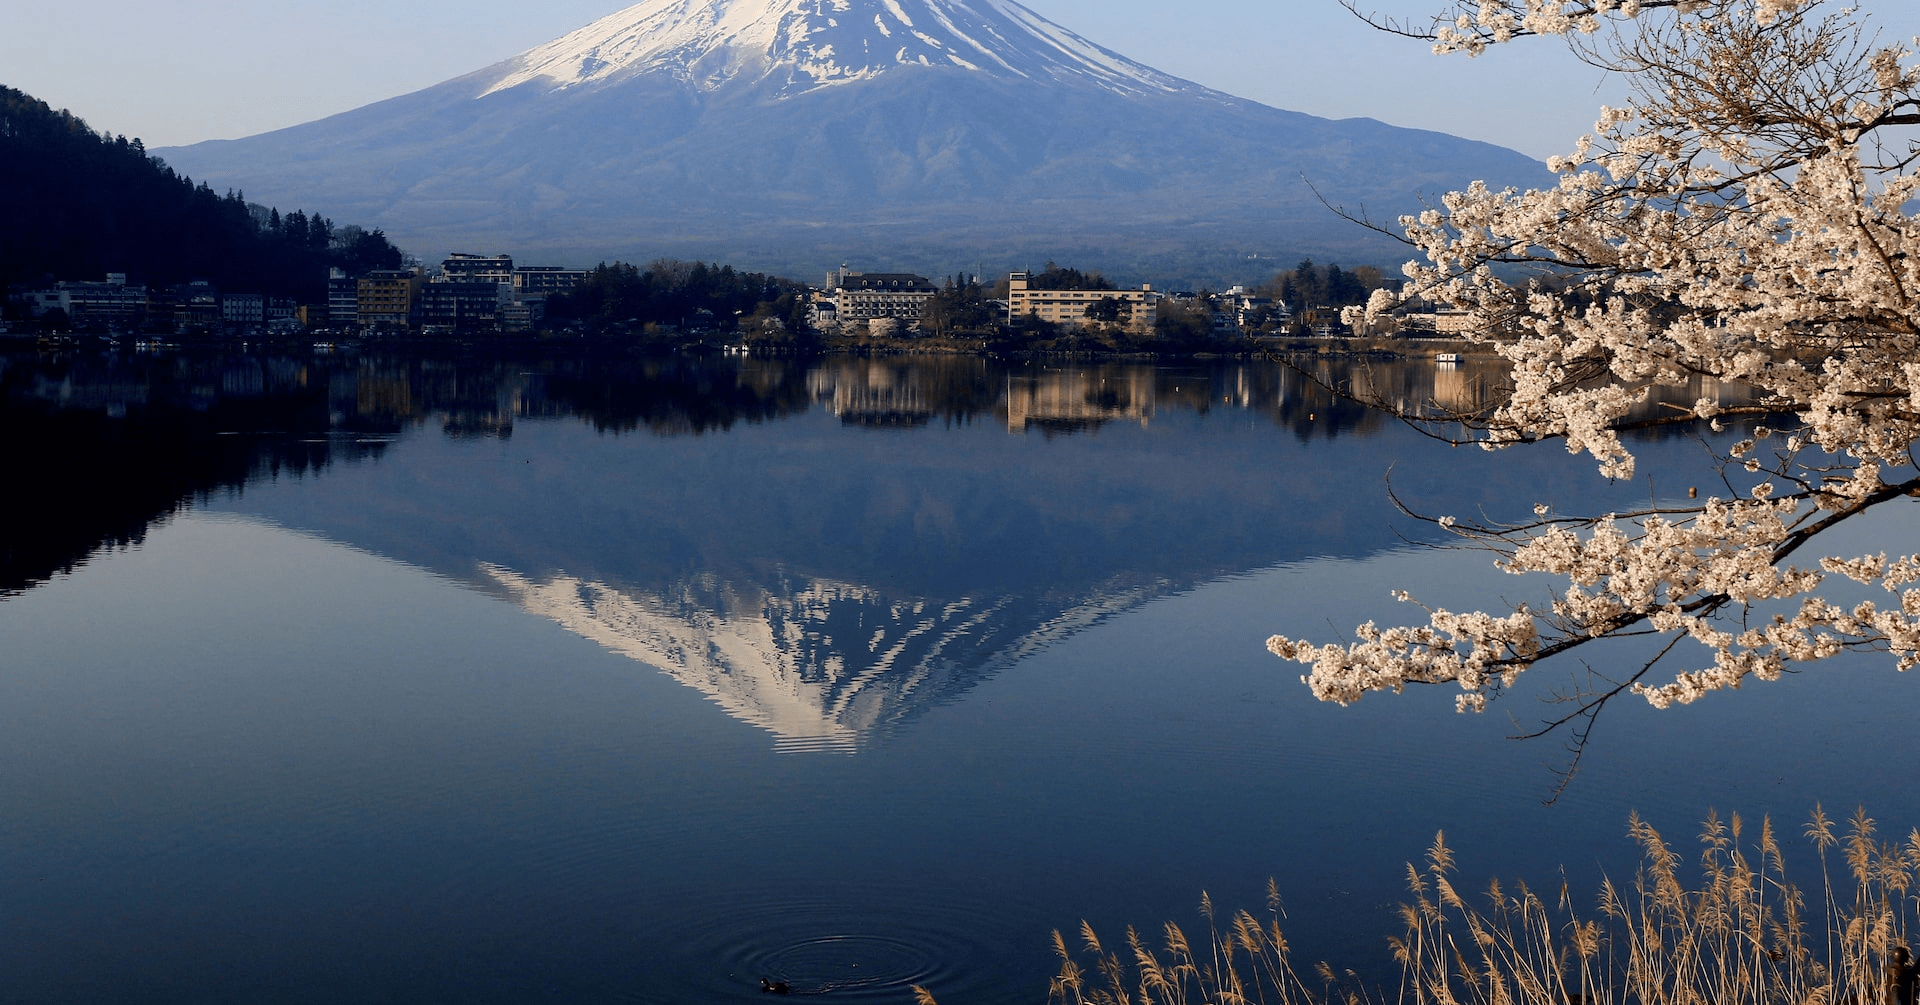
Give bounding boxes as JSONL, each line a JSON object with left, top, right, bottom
{"left": 546, "top": 259, "right": 808, "bottom": 337}
{"left": 1026, "top": 262, "right": 1117, "bottom": 291}
{"left": 0, "top": 84, "right": 407, "bottom": 301}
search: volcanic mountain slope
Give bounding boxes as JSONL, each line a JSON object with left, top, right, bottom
{"left": 157, "top": 0, "right": 1550, "bottom": 278}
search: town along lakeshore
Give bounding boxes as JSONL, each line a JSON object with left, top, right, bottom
{"left": 9, "top": 257, "right": 1458, "bottom": 359}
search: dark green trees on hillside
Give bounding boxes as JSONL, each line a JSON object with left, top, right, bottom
{"left": 0, "top": 86, "right": 402, "bottom": 301}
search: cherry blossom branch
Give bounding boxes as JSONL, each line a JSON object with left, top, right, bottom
{"left": 1281, "top": 2, "right": 1920, "bottom": 771}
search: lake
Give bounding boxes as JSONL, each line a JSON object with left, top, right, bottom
{"left": 1, "top": 347, "right": 1912, "bottom": 1003}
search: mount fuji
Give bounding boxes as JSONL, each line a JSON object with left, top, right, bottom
{"left": 156, "top": 0, "right": 1550, "bottom": 280}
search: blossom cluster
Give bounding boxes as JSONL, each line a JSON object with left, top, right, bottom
{"left": 1426, "top": 0, "right": 1807, "bottom": 54}
{"left": 1284, "top": 0, "right": 1920, "bottom": 720}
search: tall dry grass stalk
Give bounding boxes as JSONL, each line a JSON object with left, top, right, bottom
{"left": 1024, "top": 808, "right": 1920, "bottom": 1005}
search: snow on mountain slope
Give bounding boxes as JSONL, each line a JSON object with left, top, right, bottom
{"left": 477, "top": 0, "right": 1192, "bottom": 98}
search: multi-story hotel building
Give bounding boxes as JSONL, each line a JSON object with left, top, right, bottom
{"left": 1005, "top": 272, "right": 1158, "bottom": 333}
{"left": 822, "top": 268, "right": 937, "bottom": 328}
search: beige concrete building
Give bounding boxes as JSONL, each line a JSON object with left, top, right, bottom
{"left": 357, "top": 268, "right": 424, "bottom": 328}
{"left": 1005, "top": 272, "right": 1157, "bottom": 333}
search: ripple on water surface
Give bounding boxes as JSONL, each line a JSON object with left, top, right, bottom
{"left": 637, "top": 885, "right": 1035, "bottom": 1003}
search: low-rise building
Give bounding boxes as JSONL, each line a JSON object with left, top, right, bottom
{"left": 807, "top": 292, "right": 840, "bottom": 332}
{"left": 221, "top": 293, "right": 265, "bottom": 326}
{"left": 18, "top": 289, "right": 64, "bottom": 316}
{"left": 512, "top": 266, "right": 588, "bottom": 298}
{"left": 418, "top": 280, "right": 509, "bottom": 331}
{"left": 1223, "top": 287, "right": 1289, "bottom": 331}
{"left": 1396, "top": 311, "right": 1476, "bottom": 336}
{"left": 501, "top": 298, "right": 545, "bottom": 332}
{"left": 23, "top": 274, "right": 151, "bottom": 328}
{"left": 170, "top": 281, "right": 221, "bottom": 328}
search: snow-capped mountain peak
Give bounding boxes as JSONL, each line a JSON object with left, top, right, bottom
{"left": 478, "top": 0, "right": 1191, "bottom": 98}
{"left": 153, "top": 0, "right": 1553, "bottom": 282}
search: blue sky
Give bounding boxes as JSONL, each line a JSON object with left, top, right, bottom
{"left": 1, "top": 1, "right": 1619, "bottom": 159}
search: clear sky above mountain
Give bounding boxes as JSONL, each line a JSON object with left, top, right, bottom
{"left": 3, "top": 1, "right": 1617, "bottom": 160}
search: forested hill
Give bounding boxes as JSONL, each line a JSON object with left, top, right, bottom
{"left": 0, "top": 86, "right": 401, "bottom": 301}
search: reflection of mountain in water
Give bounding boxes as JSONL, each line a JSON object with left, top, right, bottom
{"left": 221, "top": 358, "right": 1555, "bottom": 748}
{"left": 482, "top": 564, "right": 1168, "bottom": 749}
{"left": 11, "top": 347, "right": 1754, "bottom": 746}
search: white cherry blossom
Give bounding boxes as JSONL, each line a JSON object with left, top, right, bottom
{"left": 1284, "top": 0, "right": 1920, "bottom": 771}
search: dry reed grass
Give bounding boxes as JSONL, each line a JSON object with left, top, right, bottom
{"left": 924, "top": 808, "right": 1920, "bottom": 1005}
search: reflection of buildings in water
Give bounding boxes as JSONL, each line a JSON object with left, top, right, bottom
{"left": 1003, "top": 369, "right": 1156, "bottom": 433}
{"left": 1432, "top": 361, "right": 1497, "bottom": 414}
{"left": 0, "top": 351, "right": 398, "bottom": 595}
{"left": 1431, "top": 362, "right": 1469, "bottom": 413}
{"left": 9, "top": 352, "right": 1763, "bottom": 447}
{"left": 355, "top": 365, "right": 416, "bottom": 422}
{"left": 351, "top": 360, "right": 528, "bottom": 438}
{"left": 1326, "top": 359, "right": 1503, "bottom": 418}
{"left": 1325, "top": 358, "right": 1751, "bottom": 424}
{"left": 481, "top": 564, "right": 1169, "bottom": 750}
{"left": 1639, "top": 373, "right": 1755, "bottom": 419}
{"left": 807, "top": 362, "right": 935, "bottom": 428}
{"left": 23, "top": 372, "right": 151, "bottom": 415}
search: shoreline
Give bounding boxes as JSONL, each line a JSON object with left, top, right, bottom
{"left": 10, "top": 329, "right": 1497, "bottom": 363}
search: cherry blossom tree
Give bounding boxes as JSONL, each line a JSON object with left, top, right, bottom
{"left": 1268, "top": 0, "right": 1920, "bottom": 769}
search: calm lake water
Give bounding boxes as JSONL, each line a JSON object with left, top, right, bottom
{"left": 1, "top": 348, "right": 1913, "bottom": 1003}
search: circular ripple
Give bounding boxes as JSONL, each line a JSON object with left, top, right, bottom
{"left": 756, "top": 933, "right": 938, "bottom": 994}
{"left": 646, "top": 884, "right": 1043, "bottom": 1003}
